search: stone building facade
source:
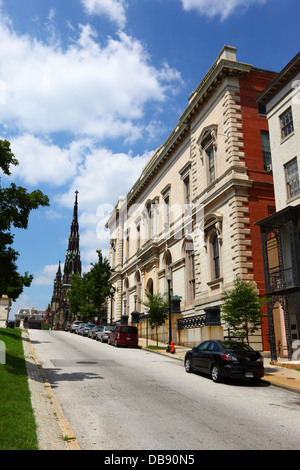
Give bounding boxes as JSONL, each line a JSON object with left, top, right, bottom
{"left": 106, "top": 46, "right": 276, "bottom": 349}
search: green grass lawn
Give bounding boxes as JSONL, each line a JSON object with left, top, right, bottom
{"left": 0, "top": 328, "right": 38, "bottom": 450}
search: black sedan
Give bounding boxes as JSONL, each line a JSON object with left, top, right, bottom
{"left": 184, "top": 340, "right": 264, "bottom": 384}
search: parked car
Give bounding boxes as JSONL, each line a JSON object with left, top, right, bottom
{"left": 65, "top": 322, "right": 71, "bottom": 331}
{"left": 96, "top": 326, "right": 114, "bottom": 342}
{"left": 80, "top": 324, "right": 95, "bottom": 336}
{"left": 75, "top": 322, "right": 86, "bottom": 334}
{"left": 70, "top": 321, "right": 84, "bottom": 333}
{"left": 184, "top": 340, "right": 264, "bottom": 384}
{"left": 108, "top": 325, "right": 138, "bottom": 348}
{"left": 88, "top": 325, "right": 102, "bottom": 339}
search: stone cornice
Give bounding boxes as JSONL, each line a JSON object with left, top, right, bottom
{"left": 256, "top": 51, "right": 300, "bottom": 105}
{"left": 125, "top": 58, "right": 253, "bottom": 210}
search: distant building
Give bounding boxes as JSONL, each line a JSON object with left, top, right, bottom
{"left": 257, "top": 51, "right": 300, "bottom": 360}
{"left": 50, "top": 191, "right": 82, "bottom": 327}
{"left": 106, "top": 46, "right": 276, "bottom": 350}
{"left": 14, "top": 307, "right": 46, "bottom": 328}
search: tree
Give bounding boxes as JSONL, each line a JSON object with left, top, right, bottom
{"left": 68, "top": 272, "right": 97, "bottom": 321}
{"left": 0, "top": 140, "right": 50, "bottom": 300}
{"left": 89, "top": 250, "right": 112, "bottom": 321}
{"left": 139, "top": 290, "right": 169, "bottom": 346}
{"left": 67, "top": 274, "right": 83, "bottom": 318}
{"left": 221, "top": 276, "right": 264, "bottom": 345}
{"left": 68, "top": 250, "right": 112, "bottom": 322}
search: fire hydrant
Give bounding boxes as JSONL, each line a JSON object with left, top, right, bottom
{"left": 170, "top": 341, "right": 175, "bottom": 354}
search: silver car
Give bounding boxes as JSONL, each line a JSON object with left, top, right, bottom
{"left": 70, "top": 321, "right": 84, "bottom": 333}
{"left": 88, "top": 325, "right": 102, "bottom": 339}
{"left": 96, "top": 326, "right": 114, "bottom": 342}
{"left": 75, "top": 323, "right": 86, "bottom": 334}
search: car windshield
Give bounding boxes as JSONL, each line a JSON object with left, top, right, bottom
{"left": 222, "top": 341, "right": 254, "bottom": 352}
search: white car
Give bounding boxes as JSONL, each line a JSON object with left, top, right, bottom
{"left": 96, "top": 326, "right": 114, "bottom": 342}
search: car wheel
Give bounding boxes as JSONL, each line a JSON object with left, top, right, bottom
{"left": 184, "top": 357, "right": 194, "bottom": 373}
{"left": 101, "top": 337, "right": 104, "bottom": 343}
{"left": 211, "top": 364, "right": 222, "bottom": 383}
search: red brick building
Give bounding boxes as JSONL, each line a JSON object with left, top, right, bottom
{"left": 239, "top": 71, "right": 277, "bottom": 351}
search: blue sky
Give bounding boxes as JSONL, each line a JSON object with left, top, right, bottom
{"left": 0, "top": 0, "right": 299, "bottom": 318}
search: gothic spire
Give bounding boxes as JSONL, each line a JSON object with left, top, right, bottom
{"left": 63, "top": 190, "right": 82, "bottom": 283}
{"left": 52, "top": 260, "right": 62, "bottom": 299}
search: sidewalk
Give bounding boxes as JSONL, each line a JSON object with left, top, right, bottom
{"left": 138, "top": 337, "right": 300, "bottom": 393}
{"left": 23, "top": 331, "right": 300, "bottom": 451}
{"left": 22, "top": 330, "right": 80, "bottom": 451}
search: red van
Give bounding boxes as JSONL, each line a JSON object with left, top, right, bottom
{"left": 108, "top": 325, "right": 138, "bottom": 348}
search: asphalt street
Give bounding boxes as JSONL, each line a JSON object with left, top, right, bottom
{"left": 28, "top": 330, "right": 300, "bottom": 451}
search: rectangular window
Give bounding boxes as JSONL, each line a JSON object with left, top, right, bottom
{"left": 126, "top": 234, "right": 130, "bottom": 259}
{"left": 280, "top": 108, "right": 294, "bottom": 139}
{"left": 285, "top": 158, "right": 300, "bottom": 199}
{"left": 212, "top": 235, "right": 220, "bottom": 279}
{"left": 261, "top": 130, "right": 272, "bottom": 170}
{"left": 136, "top": 225, "right": 140, "bottom": 251}
{"left": 164, "top": 195, "right": 170, "bottom": 230}
{"left": 207, "top": 147, "right": 215, "bottom": 183}
{"left": 184, "top": 175, "right": 190, "bottom": 204}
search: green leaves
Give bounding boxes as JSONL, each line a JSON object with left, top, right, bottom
{"left": 0, "top": 140, "right": 50, "bottom": 300}
{"left": 221, "top": 276, "right": 264, "bottom": 344}
{"left": 139, "top": 290, "right": 169, "bottom": 346}
{"left": 141, "top": 290, "right": 169, "bottom": 328}
{"left": 0, "top": 140, "right": 18, "bottom": 175}
{"left": 68, "top": 250, "right": 112, "bottom": 321}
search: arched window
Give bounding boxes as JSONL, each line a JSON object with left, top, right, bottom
{"left": 146, "top": 278, "right": 153, "bottom": 295}
{"left": 204, "top": 212, "right": 223, "bottom": 282}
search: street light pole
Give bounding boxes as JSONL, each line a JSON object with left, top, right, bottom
{"left": 110, "top": 286, "right": 114, "bottom": 325}
{"left": 144, "top": 306, "right": 149, "bottom": 347}
{"left": 166, "top": 271, "right": 171, "bottom": 352}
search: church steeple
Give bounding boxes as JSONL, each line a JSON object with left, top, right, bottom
{"left": 52, "top": 260, "right": 62, "bottom": 301}
{"left": 63, "top": 190, "right": 82, "bottom": 284}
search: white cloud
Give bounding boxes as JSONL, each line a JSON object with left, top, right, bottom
{"left": 0, "top": 19, "right": 181, "bottom": 142}
{"left": 56, "top": 147, "right": 150, "bottom": 263}
{"left": 81, "top": 0, "right": 127, "bottom": 28}
{"left": 10, "top": 135, "right": 88, "bottom": 186}
{"left": 57, "top": 147, "right": 150, "bottom": 210}
{"left": 33, "top": 264, "right": 59, "bottom": 286}
{"left": 180, "top": 0, "right": 267, "bottom": 20}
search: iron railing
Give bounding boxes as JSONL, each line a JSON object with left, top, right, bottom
{"left": 177, "top": 314, "right": 206, "bottom": 330}
{"left": 268, "top": 267, "right": 296, "bottom": 292}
